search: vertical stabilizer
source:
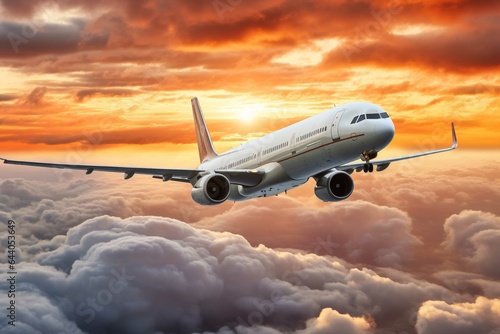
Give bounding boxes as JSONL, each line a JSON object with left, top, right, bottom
{"left": 191, "top": 97, "right": 218, "bottom": 163}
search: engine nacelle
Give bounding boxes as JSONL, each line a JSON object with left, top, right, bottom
{"left": 191, "top": 174, "right": 231, "bottom": 205}
{"left": 314, "top": 171, "right": 354, "bottom": 202}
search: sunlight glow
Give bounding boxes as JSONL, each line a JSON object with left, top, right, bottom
{"left": 34, "top": 3, "right": 101, "bottom": 24}
{"left": 392, "top": 25, "right": 444, "bottom": 36}
{"left": 237, "top": 103, "right": 267, "bottom": 122}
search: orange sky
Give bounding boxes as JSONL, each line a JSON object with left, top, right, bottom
{"left": 1, "top": 2, "right": 500, "bottom": 332}
{"left": 0, "top": 0, "right": 499, "bottom": 166}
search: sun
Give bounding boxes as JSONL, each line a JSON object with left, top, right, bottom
{"left": 237, "top": 103, "right": 266, "bottom": 122}
{"left": 239, "top": 108, "right": 255, "bottom": 122}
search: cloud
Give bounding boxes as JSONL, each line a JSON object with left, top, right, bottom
{"left": 0, "top": 2, "right": 498, "bottom": 332}
{"left": 0, "top": 174, "right": 236, "bottom": 257}
{"left": 1, "top": 152, "right": 499, "bottom": 333}
{"left": 416, "top": 297, "right": 500, "bottom": 334}
{"left": 2, "top": 0, "right": 499, "bottom": 71}
{"left": 1, "top": 215, "right": 456, "bottom": 334}
{"left": 342, "top": 158, "right": 500, "bottom": 268}
{"left": 0, "top": 0, "right": 498, "bottom": 154}
{"left": 23, "top": 86, "right": 47, "bottom": 105}
{"left": 75, "top": 88, "right": 139, "bottom": 102}
{"left": 0, "top": 0, "right": 43, "bottom": 18}
{"left": 0, "top": 174, "right": 422, "bottom": 271}
{"left": 0, "top": 20, "right": 85, "bottom": 57}
{"left": 1, "top": 155, "right": 499, "bottom": 272}
{"left": 0, "top": 263, "right": 85, "bottom": 334}
{"left": 0, "top": 93, "right": 18, "bottom": 101}
{"left": 321, "top": 20, "right": 500, "bottom": 73}
{"left": 196, "top": 199, "right": 422, "bottom": 268}
{"left": 298, "top": 308, "right": 372, "bottom": 334}
{"left": 442, "top": 210, "right": 500, "bottom": 279}
{"left": 431, "top": 270, "right": 500, "bottom": 302}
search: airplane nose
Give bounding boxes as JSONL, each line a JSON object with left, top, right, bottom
{"left": 375, "top": 118, "right": 395, "bottom": 149}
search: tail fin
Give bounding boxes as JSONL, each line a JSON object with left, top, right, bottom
{"left": 191, "top": 97, "right": 218, "bottom": 163}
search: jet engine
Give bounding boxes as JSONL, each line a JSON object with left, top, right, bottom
{"left": 314, "top": 171, "right": 354, "bottom": 202}
{"left": 191, "top": 173, "right": 231, "bottom": 205}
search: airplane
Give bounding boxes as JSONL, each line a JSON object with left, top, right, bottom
{"left": 1, "top": 98, "right": 457, "bottom": 205}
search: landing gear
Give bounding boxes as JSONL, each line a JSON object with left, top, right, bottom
{"left": 363, "top": 163, "right": 374, "bottom": 173}
{"left": 361, "top": 150, "right": 376, "bottom": 173}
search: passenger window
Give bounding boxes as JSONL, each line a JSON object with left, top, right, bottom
{"left": 366, "top": 113, "right": 381, "bottom": 119}
{"left": 357, "top": 115, "right": 365, "bottom": 122}
{"left": 351, "top": 116, "right": 359, "bottom": 124}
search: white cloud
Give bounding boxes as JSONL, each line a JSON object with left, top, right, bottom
{"left": 416, "top": 297, "right": 500, "bottom": 334}
{"left": 442, "top": 210, "right": 500, "bottom": 278}
{"left": 298, "top": 308, "right": 372, "bottom": 334}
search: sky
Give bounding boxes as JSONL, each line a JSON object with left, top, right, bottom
{"left": 0, "top": 0, "right": 499, "bottom": 333}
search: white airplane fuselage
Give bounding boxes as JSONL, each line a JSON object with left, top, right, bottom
{"left": 198, "top": 102, "right": 395, "bottom": 200}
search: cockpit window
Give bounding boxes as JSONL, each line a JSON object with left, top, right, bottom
{"left": 366, "top": 113, "right": 381, "bottom": 119}
{"left": 357, "top": 114, "right": 365, "bottom": 122}
{"left": 351, "top": 116, "right": 359, "bottom": 124}
{"left": 380, "top": 112, "right": 389, "bottom": 118}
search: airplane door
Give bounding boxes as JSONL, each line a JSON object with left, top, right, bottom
{"left": 290, "top": 133, "right": 296, "bottom": 155}
{"left": 258, "top": 147, "right": 262, "bottom": 165}
{"left": 331, "top": 109, "right": 345, "bottom": 140}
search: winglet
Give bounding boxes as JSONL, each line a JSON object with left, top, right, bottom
{"left": 191, "top": 97, "right": 218, "bottom": 163}
{"left": 451, "top": 122, "right": 458, "bottom": 149}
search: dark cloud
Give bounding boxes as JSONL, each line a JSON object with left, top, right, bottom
{"left": 321, "top": 21, "right": 500, "bottom": 73}
{"left": 75, "top": 88, "right": 139, "bottom": 102}
{"left": 0, "top": 263, "right": 85, "bottom": 334}
{"left": 0, "top": 93, "right": 18, "bottom": 101}
{"left": 23, "top": 86, "right": 47, "bottom": 105}
{"left": 445, "top": 84, "right": 500, "bottom": 95}
{"left": 1, "top": 0, "right": 499, "bottom": 73}
{"left": 0, "top": 0, "right": 40, "bottom": 18}
{"left": 432, "top": 270, "right": 500, "bottom": 301}
{"left": 0, "top": 20, "right": 84, "bottom": 57}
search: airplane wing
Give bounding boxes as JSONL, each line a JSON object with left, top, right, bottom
{"left": 0, "top": 158, "right": 263, "bottom": 187}
{"left": 337, "top": 122, "right": 458, "bottom": 174}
